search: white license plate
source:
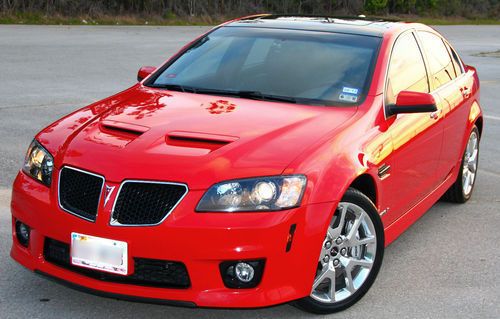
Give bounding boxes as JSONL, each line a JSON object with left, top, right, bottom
{"left": 71, "top": 233, "right": 128, "bottom": 275}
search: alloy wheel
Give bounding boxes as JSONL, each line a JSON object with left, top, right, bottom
{"left": 462, "top": 131, "right": 479, "bottom": 196}
{"left": 310, "top": 202, "right": 377, "bottom": 304}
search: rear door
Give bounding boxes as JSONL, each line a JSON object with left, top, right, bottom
{"left": 417, "top": 31, "right": 473, "bottom": 177}
{"left": 382, "top": 31, "right": 446, "bottom": 225}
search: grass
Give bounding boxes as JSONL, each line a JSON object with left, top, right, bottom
{"left": 473, "top": 50, "right": 500, "bottom": 58}
{"left": 0, "top": 13, "right": 220, "bottom": 26}
{"left": 411, "top": 17, "right": 500, "bottom": 25}
{"left": 0, "top": 12, "right": 498, "bottom": 26}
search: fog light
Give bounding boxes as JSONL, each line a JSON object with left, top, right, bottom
{"left": 219, "top": 259, "right": 265, "bottom": 289}
{"left": 15, "top": 221, "right": 30, "bottom": 247}
{"left": 235, "top": 262, "right": 255, "bottom": 283}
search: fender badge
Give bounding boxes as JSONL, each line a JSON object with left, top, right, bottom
{"left": 104, "top": 185, "right": 115, "bottom": 207}
{"left": 380, "top": 208, "right": 390, "bottom": 217}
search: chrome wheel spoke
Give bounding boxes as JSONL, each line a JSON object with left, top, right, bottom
{"left": 312, "top": 263, "right": 337, "bottom": 302}
{"left": 469, "top": 171, "right": 476, "bottom": 184}
{"left": 349, "top": 258, "right": 373, "bottom": 269}
{"left": 471, "top": 136, "right": 478, "bottom": 154}
{"left": 327, "top": 280, "right": 336, "bottom": 302}
{"left": 313, "top": 263, "right": 335, "bottom": 290}
{"left": 346, "top": 211, "right": 364, "bottom": 241}
{"left": 468, "top": 149, "right": 478, "bottom": 166}
{"left": 345, "top": 268, "right": 355, "bottom": 293}
{"left": 326, "top": 227, "right": 336, "bottom": 241}
{"left": 352, "top": 235, "right": 376, "bottom": 246}
{"left": 464, "top": 171, "right": 471, "bottom": 188}
{"left": 329, "top": 204, "right": 347, "bottom": 239}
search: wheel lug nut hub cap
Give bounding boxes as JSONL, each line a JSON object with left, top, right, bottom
{"left": 333, "top": 259, "right": 340, "bottom": 267}
{"left": 340, "top": 248, "right": 347, "bottom": 256}
{"left": 324, "top": 241, "right": 332, "bottom": 249}
{"left": 323, "top": 255, "right": 330, "bottom": 263}
{"left": 330, "top": 247, "right": 339, "bottom": 256}
{"left": 335, "top": 237, "right": 343, "bottom": 245}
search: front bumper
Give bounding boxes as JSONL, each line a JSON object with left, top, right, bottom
{"left": 10, "top": 171, "right": 337, "bottom": 308}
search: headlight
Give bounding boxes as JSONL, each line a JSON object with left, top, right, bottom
{"left": 23, "top": 140, "right": 54, "bottom": 186}
{"left": 196, "top": 175, "right": 307, "bottom": 212}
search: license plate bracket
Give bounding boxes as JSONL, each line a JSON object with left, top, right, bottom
{"left": 70, "top": 232, "right": 128, "bottom": 275}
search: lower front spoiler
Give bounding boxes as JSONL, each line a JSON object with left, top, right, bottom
{"left": 35, "top": 270, "right": 197, "bottom": 308}
{"left": 11, "top": 171, "right": 340, "bottom": 308}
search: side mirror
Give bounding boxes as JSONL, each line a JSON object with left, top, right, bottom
{"left": 137, "top": 66, "right": 156, "bottom": 82}
{"left": 387, "top": 91, "right": 437, "bottom": 116}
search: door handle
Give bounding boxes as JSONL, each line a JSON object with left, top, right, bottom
{"left": 460, "top": 86, "right": 471, "bottom": 98}
{"left": 430, "top": 109, "right": 442, "bottom": 120}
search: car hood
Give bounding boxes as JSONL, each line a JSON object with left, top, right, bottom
{"left": 39, "top": 85, "right": 357, "bottom": 189}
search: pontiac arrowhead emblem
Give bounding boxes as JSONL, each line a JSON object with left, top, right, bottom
{"left": 104, "top": 185, "right": 115, "bottom": 207}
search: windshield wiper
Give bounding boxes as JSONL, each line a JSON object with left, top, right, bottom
{"left": 194, "top": 88, "right": 298, "bottom": 104}
{"left": 149, "top": 85, "right": 298, "bottom": 104}
{"left": 149, "top": 84, "right": 198, "bottom": 93}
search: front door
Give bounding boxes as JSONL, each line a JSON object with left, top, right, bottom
{"left": 382, "top": 31, "right": 445, "bottom": 225}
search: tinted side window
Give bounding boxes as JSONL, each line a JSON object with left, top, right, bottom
{"left": 446, "top": 42, "right": 463, "bottom": 77}
{"left": 418, "top": 31, "right": 456, "bottom": 89}
{"left": 386, "top": 32, "right": 429, "bottom": 105}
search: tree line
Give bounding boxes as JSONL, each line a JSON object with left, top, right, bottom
{"left": 1, "top": 0, "right": 499, "bottom": 20}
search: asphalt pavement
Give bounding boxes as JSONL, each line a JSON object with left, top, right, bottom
{"left": 0, "top": 25, "right": 499, "bottom": 318}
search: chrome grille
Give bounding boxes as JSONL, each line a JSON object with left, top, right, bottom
{"left": 58, "top": 167, "right": 104, "bottom": 222}
{"left": 111, "top": 181, "right": 188, "bottom": 226}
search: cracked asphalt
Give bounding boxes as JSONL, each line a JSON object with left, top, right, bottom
{"left": 0, "top": 25, "right": 499, "bottom": 318}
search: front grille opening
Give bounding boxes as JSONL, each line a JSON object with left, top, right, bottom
{"left": 112, "top": 182, "right": 187, "bottom": 225}
{"left": 43, "top": 237, "right": 190, "bottom": 288}
{"left": 58, "top": 167, "right": 104, "bottom": 222}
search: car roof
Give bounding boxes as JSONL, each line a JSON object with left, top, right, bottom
{"left": 224, "top": 15, "right": 411, "bottom": 37}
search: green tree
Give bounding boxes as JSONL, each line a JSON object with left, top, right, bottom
{"left": 365, "top": 0, "right": 389, "bottom": 14}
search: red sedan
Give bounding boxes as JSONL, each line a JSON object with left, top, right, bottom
{"left": 11, "top": 15, "right": 482, "bottom": 314}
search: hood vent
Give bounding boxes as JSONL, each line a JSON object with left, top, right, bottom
{"left": 100, "top": 120, "right": 150, "bottom": 137}
{"left": 166, "top": 131, "right": 238, "bottom": 152}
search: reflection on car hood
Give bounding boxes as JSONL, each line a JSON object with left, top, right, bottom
{"left": 38, "top": 85, "right": 357, "bottom": 189}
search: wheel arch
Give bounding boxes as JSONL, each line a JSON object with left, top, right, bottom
{"left": 475, "top": 116, "right": 483, "bottom": 138}
{"left": 468, "top": 101, "right": 482, "bottom": 137}
{"left": 348, "top": 173, "right": 378, "bottom": 207}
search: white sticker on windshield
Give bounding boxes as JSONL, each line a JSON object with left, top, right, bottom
{"left": 342, "top": 87, "right": 359, "bottom": 95}
{"left": 339, "top": 93, "right": 359, "bottom": 103}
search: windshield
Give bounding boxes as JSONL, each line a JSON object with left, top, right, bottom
{"left": 148, "top": 27, "right": 381, "bottom": 106}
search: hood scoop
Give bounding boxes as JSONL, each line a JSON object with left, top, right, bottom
{"left": 100, "top": 120, "right": 150, "bottom": 137}
{"left": 166, "top": 131, "right": 238, "bottom": 153}
{"left": 91, "top": 120, "right": 151, "bottom": 149}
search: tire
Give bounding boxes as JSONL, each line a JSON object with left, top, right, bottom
{"left": 293, "top": 188, "right": 384, "bottom": 314}
{"left": 442, "top": 126, "right": 480, "bottom": 203}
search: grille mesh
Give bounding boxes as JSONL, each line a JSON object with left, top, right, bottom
{"left": 112, "top": 182, "right": 187, "bottom": 225}
{"left": 59, "top": 167, "right": 103, "bottom": 221}
{"left": 43, "top": 237, "right": 190, "bottom": 288}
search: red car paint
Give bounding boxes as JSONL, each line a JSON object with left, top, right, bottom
{"left": 11, "top": 16, "right": 482, "bottom": 308}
